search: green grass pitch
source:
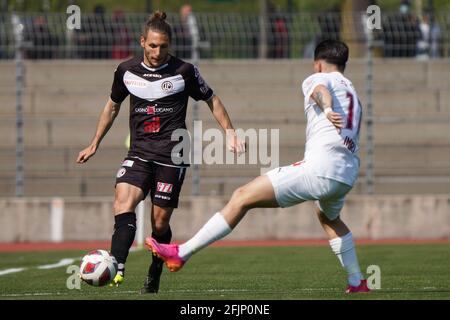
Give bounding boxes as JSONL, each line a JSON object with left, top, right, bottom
{"left": 1, "top": 244, "right": 450, "bottom": 300}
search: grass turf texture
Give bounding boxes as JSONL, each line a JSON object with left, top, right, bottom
{"left": 1, "top": 244, "right": 450, "bottom": 300}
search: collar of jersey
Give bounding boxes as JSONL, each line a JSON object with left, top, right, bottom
{"left": 141, "top": 59, "right": 170, "bottom": 72}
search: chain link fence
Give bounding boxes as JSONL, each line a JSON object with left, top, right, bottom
{"left": 2, "top": 10, "right": 450, "bottom": 197}
{"left": 0, "top": 11, "right": 449, "bottom": 60}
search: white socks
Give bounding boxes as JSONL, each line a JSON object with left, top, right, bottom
{"left": 329, "top": 232, "right": 363, "bottom": 287}
{"left": 178, "top": 212, "right": 232, "bottom": 261}
{"left": 177, "top": 214, "right": 363, "bottom": 288}
{"left": 117, "top": 263, "right": 125, "bottom": 276}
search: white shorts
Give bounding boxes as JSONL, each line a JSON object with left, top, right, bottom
{"left": 266, "top": 161, "right": 352, "bottom": 220}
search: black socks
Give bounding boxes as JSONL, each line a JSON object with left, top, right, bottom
{"left": 110, "top": 212, "right": 136, "bottom": 276}
{"left": 148, "top": 226, "right": 172, "bottom": 277}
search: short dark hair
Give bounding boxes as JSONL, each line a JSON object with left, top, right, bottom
{"left": 314, "top": 40, "right": 349, "bottom": 71}
{"left": 142, "top": 11, "right": 172, "bottom": 41}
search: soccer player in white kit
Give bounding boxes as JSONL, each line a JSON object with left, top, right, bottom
{"left": 146, "top": 40, "right": 370, "bottom": 293}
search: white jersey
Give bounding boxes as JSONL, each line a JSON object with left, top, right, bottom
{"left": 301, "top": 71, "right": 362, "bottom": 186}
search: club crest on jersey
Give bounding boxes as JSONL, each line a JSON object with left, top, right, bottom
{"left": 161, "top": 81, "right": 173, "bottom": 92}
{"left": 157, "top": 182, "right": 173, "bottom": 193}
{"left": 116, "top": 168, "right": 126, "bottom": 178}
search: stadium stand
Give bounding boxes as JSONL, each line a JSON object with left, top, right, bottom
{"left": 1, "top": 59, "right": 450, "bottom": 197}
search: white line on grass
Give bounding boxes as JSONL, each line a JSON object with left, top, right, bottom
{"left": 37, "top": 258, "right": 75, "bottom": 270}
{"left": 0, "top": 268, "right": 27, "bottom": 276}
{"left": 0, "top": 247, "right": 142, "bottom": 277}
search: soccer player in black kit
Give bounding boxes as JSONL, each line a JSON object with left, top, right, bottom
{"left": 76, "top": 11, "right": 245, "bottom": 293}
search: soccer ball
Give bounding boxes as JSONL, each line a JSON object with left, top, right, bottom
{"left": 79, "top": 250, "right": 118, "bottom": 287}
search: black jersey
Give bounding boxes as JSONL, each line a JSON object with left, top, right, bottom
{"left": 110, "top": 55, "right": 213, "bottom": 166}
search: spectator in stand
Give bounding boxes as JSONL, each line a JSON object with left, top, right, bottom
{"left": 75, "top": 4, "right": 112, "bottom": 59}
{"left": 382, "top": 0, "right": 421, "bottom": 57}
{"left": 316, "top": 4, "right": 341, "bottom": 44}
{"left": 267, "top": 1, "right": 290, "bottom": 58}
{"left": 417, "top": 11, "right": 431, "bottom": 60}
{"left": 25, "top": 15, "right": 59, "bottom": 59}
{"left": 172, "top": 4, "right": 194, "bottom": 59}
{"left": 428, "top": 11, "right": 442, "bottom": 58}
{"left": 112, "top": 10, "right": 131, "bottom": 60}
{"left": 0, "top": 14, "right": 7, "bottom": 59}
{"left": 172, "top": 4, "right": 209, "bottom": 59}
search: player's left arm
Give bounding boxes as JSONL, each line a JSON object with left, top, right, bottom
{"left": 311, "top": 85, "right": 344, "bottom": 129}
{"left": 207, "top": 95, "right": 246, "bottom": 154}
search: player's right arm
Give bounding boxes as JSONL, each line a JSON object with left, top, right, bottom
{"left": 76, "top": 98, "right": 121, "bottom": 164}
{"left": 311, "top": 85, "right": 344, "bottom": 129}
{"left": 78, "top": 63, "right": 129, "bottom": 164}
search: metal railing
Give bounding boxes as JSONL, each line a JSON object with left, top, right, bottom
{"left": 1, "top": 11, "right": 449, "bottom": 60}
{"left": 2, "top": 11, "right": 450, "bottom": 197}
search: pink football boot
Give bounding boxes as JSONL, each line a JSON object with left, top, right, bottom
{"left": 145, "top": 237, "right": 186, "bottom": 272}
{"left": 345, "top": 279, "right": 371, "bottom": 293}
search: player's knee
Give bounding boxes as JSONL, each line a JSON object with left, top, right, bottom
{"left": 113, "top": 200, "right": 123, "bottom": 213}
{"left": 317, "top": 210, "right": 339, "bottom": 225}
{"left": 114, "top": 198, "right": 134, "bottom": 214}
{"left": 317, "top": 210, "right": 330, "bottom": 224}
{"left": 230, "top": 186, "right": 252, "bottom": 211}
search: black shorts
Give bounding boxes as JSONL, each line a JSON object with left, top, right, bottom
{"left": 115, "top": 157, "right": 187, "bottom": 208}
